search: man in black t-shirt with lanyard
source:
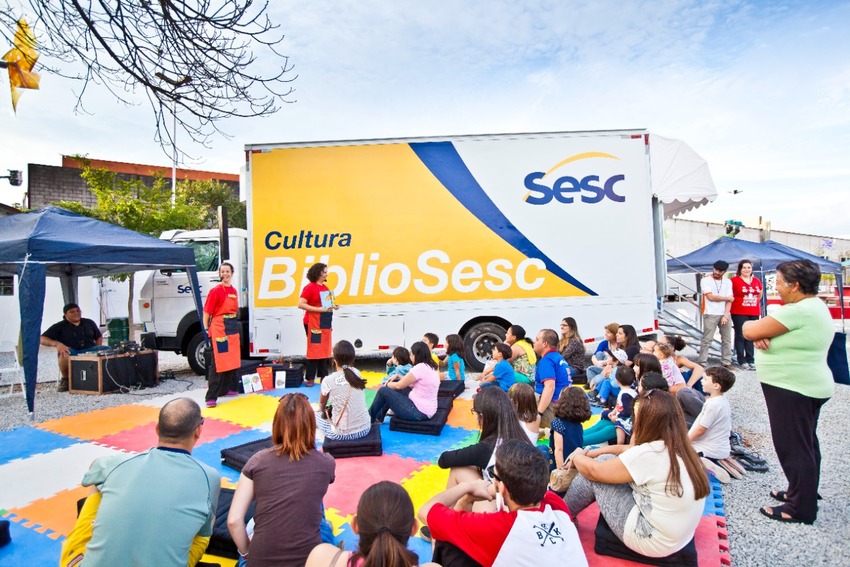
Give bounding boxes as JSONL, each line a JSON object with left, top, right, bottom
{"left": 40, "top": 303, "right": 103, "bottom": 392}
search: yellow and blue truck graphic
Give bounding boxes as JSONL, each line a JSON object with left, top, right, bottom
{"left": 246, "top": 130, "right": 660, "bottom": 369}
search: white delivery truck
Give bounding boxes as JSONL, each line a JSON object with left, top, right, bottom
{"left": 140, "top": 130, "right": 714, "bottom": 373}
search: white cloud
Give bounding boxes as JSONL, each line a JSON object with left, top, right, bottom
{"left": 1, "top": 0, "right": 847, "bottom": 237}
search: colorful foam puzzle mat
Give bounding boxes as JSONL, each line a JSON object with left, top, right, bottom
{"left": 0, "top": 374, "right": 732, "bottom": 565}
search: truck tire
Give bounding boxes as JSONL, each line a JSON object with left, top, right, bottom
{"left": 187, "top": 333, "right": 209, "bottom": 376}
{"left": 463, "top": 322, "right": 507, "bottom": 372}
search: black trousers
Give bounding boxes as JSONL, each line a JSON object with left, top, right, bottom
{"left": 205, "top": 356, "right": 236, "bottom": 401}
{"left": 731, "top": 314, "right": 758, "bottom": 364}
{"left": 762, "top": 382, "right": 829, "bottom": 522}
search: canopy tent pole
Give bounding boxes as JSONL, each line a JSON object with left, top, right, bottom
{"left": 18, "top": 259, "right": 46, "bottom": 417}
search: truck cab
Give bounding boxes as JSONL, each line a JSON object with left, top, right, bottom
{"left": 139, "top": 229, "right": 249, "bottom": 374}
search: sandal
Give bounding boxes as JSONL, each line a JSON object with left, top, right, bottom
{"left": 730, "top": 444, "right": 767, "bottom": 465}
{"left": 717, "top": 457, "right": 746, "bottom": 479}
{"left": 759, "top": 505, "right": 812, "bottom": 525}
{"left": 734, "top": 454, "right": 769, "bottom": 472}
{"left": 770, "top": 490, "right": 823, "bottom": 503}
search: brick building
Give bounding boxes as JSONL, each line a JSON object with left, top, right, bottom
{"left": 26, "top": 156, "right": 239, "bottom": 210}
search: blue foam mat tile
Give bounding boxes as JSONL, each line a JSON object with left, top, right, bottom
{"left": 0, "top": 426, "right": 79, "bottom": 465}
{"left": 259, "top": 386, "right": 321, "bottom": 403}
{"left": 190, "top": 428, "right": 272, "bottom": 482}
{"left": 702, "top": 476, "right": 726, "bottom": 517}
{"left": 380, "top": 424, "right": 477, "bottom": 463}
{"left": 0, "top": 517, "right": 64, "bottom": 566}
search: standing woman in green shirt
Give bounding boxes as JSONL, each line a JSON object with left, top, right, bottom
{"left": 743, "top": 259, "right": 834, "bottom": 525}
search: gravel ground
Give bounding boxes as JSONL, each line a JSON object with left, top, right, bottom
{"left": 2, "top": 346, "right": 849, "bottom": 565}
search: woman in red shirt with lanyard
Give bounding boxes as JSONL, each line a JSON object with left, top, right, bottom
{"left": 204, "top": 262, "right": 241, "bottom": 408}
{"left": 730, "top": 259, "right": 763, "bottom": 370}
{"left": 298, "top": 263, "right": 339, "bottom": 387}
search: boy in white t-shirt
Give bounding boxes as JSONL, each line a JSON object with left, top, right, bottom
{"left": 689, "top": 366, "right": 736, "bottom": 481}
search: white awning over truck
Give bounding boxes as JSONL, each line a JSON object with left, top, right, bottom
{"left": 649, "top": 134, "right": 717, "bottom": 218}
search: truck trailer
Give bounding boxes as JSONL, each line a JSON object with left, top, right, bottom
{"left": 139, "top": 130, "right": 716, "bottom": 372}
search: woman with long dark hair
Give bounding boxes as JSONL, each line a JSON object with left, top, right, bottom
{"left": 565, "top": 389, "right": 709, "bottom": 558}
{"left": 298, "top": 262, "right": 339, "bottom": 387}
{"left": 316, "top": 340, "right": 371, "bottom": 440}
{"left": 228, "top": 393, "right": 336, "bottom": 566}
{"left": 306, "top": 481, "right": 438, "bottom": 567}
{"left": 369, "top": 341, "right": 439, "bottom": 423}
{"left": 558, "top": 317, "right": 587, "bottom": 373}
{"left": 730, "top": 259, "right": 763, "bottom": 370}
{"left": 615, "top": 324, "right": 640, "bottom": 365}
{"left": 744, "top": 259, "right": 832, "bottom": 524}
{"left": 437, "top": 386, "right": 532, "bottom": 486}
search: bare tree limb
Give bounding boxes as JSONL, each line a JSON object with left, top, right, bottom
{"left": 0, "top": 0, "right": 296, "bottom": 155}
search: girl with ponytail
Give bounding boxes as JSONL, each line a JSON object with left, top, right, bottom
{"left": 306, "top": 481, "right": 438, "bottom": 567}
{"left": 316, "top": 340, "right": 372, "bottom": 440}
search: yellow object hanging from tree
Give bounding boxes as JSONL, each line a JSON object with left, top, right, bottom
{"left": 2, "top": 19, "right": 40, "bottom": 112}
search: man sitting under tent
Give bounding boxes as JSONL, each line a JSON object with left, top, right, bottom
{"left": 39, "top": 303, "right": 103, "bottom": 392}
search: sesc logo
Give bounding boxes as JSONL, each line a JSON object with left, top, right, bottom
{"left": 523, "top": 151, "right": 626, "bottom": 205}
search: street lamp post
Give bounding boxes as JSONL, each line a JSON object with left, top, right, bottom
{"left": 155, "top": 72, "right": 192, "bottom": 205}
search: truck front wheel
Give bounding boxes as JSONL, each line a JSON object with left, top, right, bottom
{"left": 462, "top": 322, "right": 507, "bottom": 372}
{"left": 186, "top": 333, "right": 209, "bottom": 376}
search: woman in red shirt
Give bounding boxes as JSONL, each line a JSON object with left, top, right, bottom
{"left": 298, "top": 263, "right": 338, "bottom": 387}
{"left": 730, "top": 259, "right": 763, "bottom": 370}
{"left": 204, "top": 262, "right": 241, "bottom": 407}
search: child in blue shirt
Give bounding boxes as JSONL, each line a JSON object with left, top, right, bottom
{"left": 382, "top": 346, "right": 412, "bottom": 385}
{"left": 480, "top": 343, "right": 514, "bottom": 391}
{"left": 441, "top": 333, "right": 466, "bottom": 381}
{"left": 549, "top": 386, "right": 592, "bottom": 471}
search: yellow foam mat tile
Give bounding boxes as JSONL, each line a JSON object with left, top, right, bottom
{"left": 202, "top": 394, "right": 281, "bottom": 428}
{"left": 325, "top": 507, "right": 353, "bottom": 536}
{"left": 400, "top": 464, "right": 450, "bottom": 517}
{"left": 360, "top": 370, "right": 386, "bottom": 389}
{"left": 36, "top": 405, "right": 160, "bottom": 440}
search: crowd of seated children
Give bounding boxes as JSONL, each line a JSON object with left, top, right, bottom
{"left": 382, "top": 346, "right": 412, "bottom": 385}
{"left": 549, "top": 386, "right": 592, "bottom": 472}
{"left": 508, "top": 382, "right": 541, "bottom": 444}
{"left": 478, "top": 342, "right": 514, "bottom": 391}
{"left": 441, "top": 333, "right": 466, "bottom": 381}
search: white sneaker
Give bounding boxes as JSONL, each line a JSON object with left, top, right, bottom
{"left": 701, "top": 457, "right": 731, "bottom": 483}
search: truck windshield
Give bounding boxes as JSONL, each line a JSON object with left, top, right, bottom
{"left": 170, "top": 240, "right": 220, "bottom": 273}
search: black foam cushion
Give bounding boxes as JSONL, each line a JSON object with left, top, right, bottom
{"left": 438, "top": 380, "right": 466, "bottom": 398}
{"left": 207, "top": 487, "right": 256, "bottom": 559}
{"left": 321, "top": 423, "right": 383, "bottom": 458}
{"left": 221, "top": 437, "right": 274, "bottom": 472}
{"left": 594, "top": 513, "right": 698, "bottom": 566}
{"left": 389, "top": 397, "right": 452, "bottom": 436}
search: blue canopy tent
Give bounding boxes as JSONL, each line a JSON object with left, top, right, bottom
{"left": 666, "top": 236, "right": 845, "bottom": 325}
{"left": 0, "top": 207, "right": 207, "bottom": 417}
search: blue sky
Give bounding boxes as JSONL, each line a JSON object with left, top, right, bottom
{"left": 1, "top": 0, "right": 848, "bottom": 236}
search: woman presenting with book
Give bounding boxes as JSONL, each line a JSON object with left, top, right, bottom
{"left": 298, "top": 262, "right": 339, "bottom": 387}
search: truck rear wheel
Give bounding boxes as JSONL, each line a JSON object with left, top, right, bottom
{"left": 187, "top": 333, "right": 209, "bottom": 376}
{"left": 462, "top": 322, "right": 507, "bottom": 372}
